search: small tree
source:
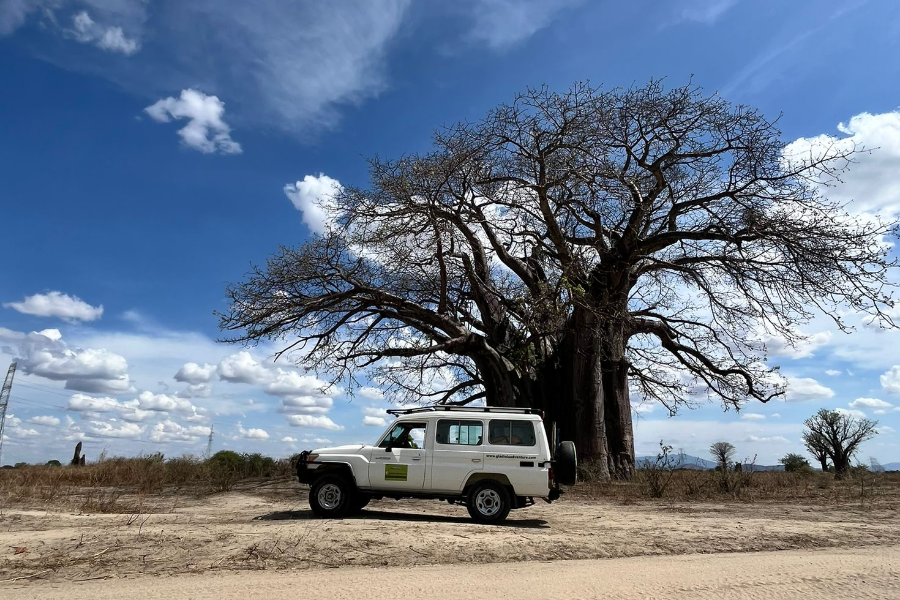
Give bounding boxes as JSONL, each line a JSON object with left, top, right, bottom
{"left": 803, "top": 409, "right": 878, "bottom": 479}
{"left": 779, "top": 452, "right": 811, "bottom": 473}
{"left": 803, "top": 430, "right": 831, "bottom": 472}
{"left": 709, "top": 442, "right": 736, "bottom": 471}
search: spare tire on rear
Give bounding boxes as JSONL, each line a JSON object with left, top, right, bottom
{"left": 555, "top": 441, "right": 577, "bottom": 486}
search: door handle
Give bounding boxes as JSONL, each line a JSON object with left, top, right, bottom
{"left": 411, "top": 457, "right": 422, "bottom": 461}
{"left": 472, "top": 458, "right": 482, "bottom": 463}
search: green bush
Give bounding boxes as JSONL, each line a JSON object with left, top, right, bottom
{"left": 779, "top": 453, "right": 813, "bottom": 474}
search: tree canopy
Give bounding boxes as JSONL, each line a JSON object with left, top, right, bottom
{"left": 221, "top": 80, "right": 897, "bottom": 478}
{"left": 803, "top": 409, "right": 878, "bottom": 479}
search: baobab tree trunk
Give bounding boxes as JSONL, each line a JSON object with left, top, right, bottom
{"left": 833, "top": 452, "right": 851, "bottom": 480}
{"left": 599, "top": 319, "right": 635, "bottom": 479}
{"left": 530, "top": 306, "right": 613, "bottom": 480}
{"left": 475, "top": 306, "right": 635, "bottom": 481}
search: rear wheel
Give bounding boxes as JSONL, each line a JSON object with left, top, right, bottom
{"left": 309, "top": 475, "right": 353, "bottom": 518}
{"left": 466, "top": 481, "right": 511, "bottom": 524}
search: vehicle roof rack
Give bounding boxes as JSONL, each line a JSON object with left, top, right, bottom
{"left": 386, "top": 405, "right": 542, "bottom": 417}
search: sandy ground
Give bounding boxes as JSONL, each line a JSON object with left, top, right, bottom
{"left": 1, "top": 479, "right": 898, "bottom": 585}
{"left": 11, "top": 547, "right": 900, "bottom": 600}
{"left": 6, "top": 546, "right": 899, "bottom": 599}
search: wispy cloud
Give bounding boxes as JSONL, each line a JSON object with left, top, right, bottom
{"left": 668, "top": 0, "right": 739, "bottom": 26}
{"left": 160, "top": 0, "right": 410, "bottom": 132}
{"left": 1, "top": 0, "right": 410, "bottom": 134}
{"left": 462, "top": 0, "right": 581, "bottom": 49}
{"left": 721, "top": 1, "right": 872, "bottom": 96}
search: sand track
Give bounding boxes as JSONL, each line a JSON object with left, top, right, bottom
{"left": 2, "top": 481, "right": 898, "bottom": 585}
{"left": 8, "top": 546, "right": 900, "bottom": 599}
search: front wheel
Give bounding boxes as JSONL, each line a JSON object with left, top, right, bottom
{"left": 466, "top": 481, "right": 511, "bottom": 524}
{"left": 350, "top": 494, "right": 370, "bottom": 512}
{"left": 309, "top": 475, "right": 353, "bottom": 518}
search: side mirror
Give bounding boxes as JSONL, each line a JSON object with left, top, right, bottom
{"left": 384, "top": 445, "right": 392, "bottom": 452}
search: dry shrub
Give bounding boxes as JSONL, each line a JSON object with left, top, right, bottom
{"left": 0, "top": 452, "right": 300, "bottom": 511}
{"left": 573, "top": 469, "right": 900, "bottom": 505}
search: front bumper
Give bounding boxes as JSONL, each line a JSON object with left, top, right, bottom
{"left": 296, "top": 451, "right": 320, "bottom": 484}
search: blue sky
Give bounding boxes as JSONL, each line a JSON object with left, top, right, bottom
{"left": 1, "top": 0, "right": 899, "bottom": 466}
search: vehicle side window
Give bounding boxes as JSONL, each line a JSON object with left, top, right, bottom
{"left": 379, "top": 422, "right": 427, "bottom": 449}
{"left": 435, "top": 420, "right": 483, "bottom": 446}
{"left": 488, "top": 420, "right": 537, "bottom": 446}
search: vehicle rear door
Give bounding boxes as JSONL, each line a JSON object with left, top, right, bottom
{"left": 430, "top": 419, "right": 484, "bottom": 492}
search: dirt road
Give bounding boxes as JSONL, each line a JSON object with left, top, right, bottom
{"left": 9, "top": 546, "right": 898, "bottom": 599}
{"left": 3, "top": 483, "right": 900, "bottom": 582}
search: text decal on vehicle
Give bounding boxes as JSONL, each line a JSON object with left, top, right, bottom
{"left": 384, "top": 464, "right": 408, "bottom": 481}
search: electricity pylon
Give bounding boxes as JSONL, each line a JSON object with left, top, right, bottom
{"left": 206, "top": 423, "right": 214, "bottom": 458}
{"left": 0, "top": 362, "right": 18, "bottom": 466}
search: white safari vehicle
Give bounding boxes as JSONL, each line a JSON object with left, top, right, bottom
{"left": 297, "top": 406, "right": 577, "bottom": 523}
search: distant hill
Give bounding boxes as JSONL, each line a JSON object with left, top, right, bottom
{"left": 636, "top": 453, "right": 784, "bottom": 472}
{"left": 882, "top": 462, "right": 900, "bottom": 472}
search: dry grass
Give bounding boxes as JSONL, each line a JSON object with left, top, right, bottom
{"left": 572, "top": 469, "right": 900, "bottom": 506}
{"left": 0, "top": 452, "right": 297, "bottom": 513}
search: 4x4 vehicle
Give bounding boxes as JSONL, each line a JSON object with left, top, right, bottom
{"left": 297, "top": 406, "right": 577, "bottom": 523}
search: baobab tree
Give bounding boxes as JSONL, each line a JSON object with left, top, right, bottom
{"left": 709, "top": 441, "right": 736, "bottom": 471}
{"left": 220, "top": 81, "right": 897, "bottom": 479}
{"left": 803, "top": 409, "right": 878, "bottom": 479}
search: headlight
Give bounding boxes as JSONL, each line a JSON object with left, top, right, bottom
{"left": 306, "top": 453, "right": 319, "bottom": 462}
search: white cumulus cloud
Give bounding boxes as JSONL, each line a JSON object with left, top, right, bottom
{"left": 358, "top": 386, "right": 384, "bottom": 401}
{"left": 849, "top": 397, "right": 893, "bottom": 409}
{"left": 217, "top": 352, "right": 338, "bottom": 417}
{"left": 150, "top": 419, "right": 211, "bottom": 443}
{"left": 284, "top": 174, "right": 342, "bottom": 235}
{"left": 238, "top": 425, "right": 269, "bottom": 440}
{"left": 783, "top": 376, "right": 835, "bottom": 402}
{"left": 135, "top": 391, "right": 202, "bottom": 418}
{"left": 217, "top": 351, "right": 271, "bottom": 385}
{"left": 835, "top": 408, "right": 867, "bottom": 420}
{"left": 86, "top": 420, "right": 145, "bottom": 439}
{"left": 784, "top": 109, "right": 900, "bottom": 220}
{"left": 27, "top": 415, "right": 60, "bottom": 427}
{"left": 286, "top": 414, "right": 344, "bottom": 431}
{"left": 881, "top": 366, "right": 900, "bottom": 395}
{"left": 175, "top": 362, "right": 217, "bottom": 384}
{"left": 363, "top": 415, "right": 387, "bottom": 427}
{"left": 4, "top": 291, "right": 103, "bottom": 322}
{"left": 145, "top": 89, "right": 242, "bottom": 155}
{"left": 741, "top": 413, "right": 766, "bottom": 421}
{"left": 1, "top": 328, "right": 133, "bottom": 395}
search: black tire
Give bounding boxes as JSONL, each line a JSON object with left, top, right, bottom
{"left": 309, "top": 475, "right": 353, "bottom": 518}
{"left": 466, "top": 481, "right": 511, "bottom": 524}
{"left": 556, "top": 441, "right": 578, "bottom": 486}
{"left": 350, "top": 494, "right": 371, "bottom": 512}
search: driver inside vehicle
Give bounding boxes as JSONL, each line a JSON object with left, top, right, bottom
{"left": 379, "top": 422, "right": 426, "bottom": 449}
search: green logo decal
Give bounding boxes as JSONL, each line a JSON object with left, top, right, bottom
{"left": 384, "top": 464, "right": 408, "bottom": 481}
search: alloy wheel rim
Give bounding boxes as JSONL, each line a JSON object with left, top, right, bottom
{"left": 475, "top": 489, "right": 501, "bottom": 516}
{"left": 318, "top": 483, "right": 342, "bottom": 510}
